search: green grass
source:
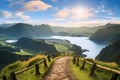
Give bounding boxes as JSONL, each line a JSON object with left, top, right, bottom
{"left": 15, "top": 49, "right": 32, "bottom": 55}
{"left": 55, "top": 44, "right": 68, "bottom": 52}
{"left": 69, "top": 58, "right": 120, "bottom": 80}
{"left": 69, "top": 59, "right": 94, "bottom": 80}
{"left": 16, "top": 58, "right": 55, "bottom": 80}
{"left": 0, "top": 55, "right": 59, "bottom": 80}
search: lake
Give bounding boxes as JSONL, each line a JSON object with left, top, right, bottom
{"left": 49, "top": 36, "right": 106, "bottom": 59}
{"left": 6, "top": 36, "right": 107, "bottom": 59}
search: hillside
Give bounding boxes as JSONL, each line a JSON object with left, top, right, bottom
{"left": 0, "top": 23, "right": 15, "bottom": 28}
{"left": 45, "top": 39, "right": 83, "bottom": 54}
{"left": 95, "top": 38, "right": 120, "bottom": 65}
{"left": 15, "top": 37, "right": 58, "bottom": 54}
{"left": 0, "top": 23, "right": 55, "bottom": 39}
{"left": 90, "top": 24, "right": 120, "bottom": 43}
{"left": 0, "top": 50, "right": 31, "bottom": 71}
{"left": 51, "top": 26, "right": 101, "bottom": 37}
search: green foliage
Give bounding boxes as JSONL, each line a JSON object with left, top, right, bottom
{"left": 54, "top": 44, "right": 68, "bottom": 52}
{"left": 15, "top": 49, "right": 32, "bottom": 55}
{"left": 90, "top": 24, "right": 120, "bottom": 43}
{"left": 15, "top": 37, "right": 58, "bottom": 54}
{"left": 70, "top": 58, "right": 120, "bottom": 80}
{"left": 0, "top": 54, "right": 58, "bottom": 80}
{"left": 96, "top": 38, "right": 120, "bottom": 65}
{"left": 2, "top": 23, "right": 55, "bottom": 38}
{"left": 51, "top": 26, "right": 100, "bottom": 37}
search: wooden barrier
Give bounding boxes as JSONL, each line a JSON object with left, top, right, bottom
{"left": 47, "top": 55, "right": 51, "bottom": 62}
{"left": 35, "top": 63, "right": 40, "bottom": 75}
{"left": 89, "top": 63, "right": 96, "bottom": 77}
{"left": 76, "top": 57, "right": 79, "bottom": 66}
{"left": 1, "top": 53, "right": 61, "bottom": 80}
{"left": 10, "top": 72, "right": 17, "bottom": 80}
{"left": 80, "top": 58, "right": 85, "bottom": 70}
{"left": 73, "top": 56, "right": 120, "bottom": 80}
{"left": 2, "top": 75, "right": 7, "bottom": 80}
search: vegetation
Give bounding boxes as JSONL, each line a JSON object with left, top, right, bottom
{"left": 0, "top": 23, "right": 55, "bottom": 39}
{"left": 46, "top": 39, "right": 83, "bottom": 54}
{"left": 90, "top": 23, "right": 120, "bottom": 43}
{"left": 51, "top": 26, "right": 101, "bottom": 37}
{"left": 69, "top": 58, "right": 120, "bottom": 80}
{"left": 0, "top": 54, "right": 56, "bottom": 80}
{"left": 15, "top": 37, "right": 58, "bottom": 54}
{"left": 96, "top": 38, "right": 120, "bottom": 65}
{"left": 0, "top": 50, "right": 32, "bottom": 71}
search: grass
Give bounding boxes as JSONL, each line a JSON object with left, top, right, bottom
{"left": 69, "top": 58, "right": 120, "bottom": 80}
{"left": 0, "top": 54, "right": 58, "bottom": 80}
{"left": 55, "top": 44, "right": 68, "bottom": 52}
{"left": 15, "top": 49, "right": 32, "bottom": 55}
{"left": 69, "top": 59, "right": 94, "bottom": 80}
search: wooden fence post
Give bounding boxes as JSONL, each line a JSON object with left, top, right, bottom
{"left": 59, "top": 53, "right": 61, "bottom": 56}
{"left": 2, "top": 75, "right": 7, "bottom": 80}
{"left": 35, "top": 63, "right": 40, "bottom": 75}
{"left": 47, "top": 55, "right": 51, "bottom": 62}
{"left": 10, "top": 72, "right": 17, "bottom": 80}
{"left": 52, "top": 54, "right": 55, "bottom": 58}
{"left": 76, "top": 57, "right": 79, "bottom": 66}
{"left": 44, "top": 59, "right": 48, "bottom": 68}
{"left": 73, "top": 56, "right": 76, "bottom": 64}
{"left": 89, "top": 63, "right": 96, "bottom": 77}
{"left": 80, "top": 59, "right": 85, "bottom": 70}
{"left": 110, "top": 73, "right": 119, "bottom": 80}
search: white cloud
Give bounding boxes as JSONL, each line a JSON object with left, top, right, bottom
{"left": 23, "top": 0, "right": 52, "bottom": 12}
{"left": 51, "top": 0, "right": 57, "bottom": 2}
{"left": 94, "top": 3, "right": 114, "bottom": 16}
{"left": 55, "top": 6, "right": 93, "bottom": 20}
{"left": 0, "top": 11, "right": 13, "bottom": 18}
{"left": 15, "top": 12, "right": 30, "bottom": 20}
{"left": 55, "top": 8, "right": 69, "bottom": 18}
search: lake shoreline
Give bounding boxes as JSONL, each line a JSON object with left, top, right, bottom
{"left": 5, "top": 36, "right": 107, "bottom": 59}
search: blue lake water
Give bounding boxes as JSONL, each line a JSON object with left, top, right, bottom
{"left": 6, "top": 36, "right": 107, "bottom": 59}
{"left": 49, "top": 36, "right": 107, "bottom": 59}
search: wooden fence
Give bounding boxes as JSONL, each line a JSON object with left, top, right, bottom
{"left": 73, "top": 56, "right": 120, "bottom": 80}
{"left": 1, "top": 53, "right": 62, "bottom": 80}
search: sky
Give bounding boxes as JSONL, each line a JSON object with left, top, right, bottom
{"left": 0, "top": 0, "right": 120, "bottom": 27}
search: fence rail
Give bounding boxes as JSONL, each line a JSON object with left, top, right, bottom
{"left": 1, "top": 53, "right": 62, "bottom": 80}
{"left": 73, "top": 56, "right": 120, "bottom": 80}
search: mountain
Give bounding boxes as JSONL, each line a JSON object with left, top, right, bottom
{"left": 90, "top": 24, "right": 120, "bottom": 43}
{"left": 1, "top": 23, "right": 55, "bottom": 39}
{"left": 15, "top": 37, "right": 58, "bottom": 54}
{"left": 95, "top": 39, "right": 120, "bottom": 65}
{"left": 51, "top": 26, "right": 101, "bottom": 37}
{"left": 0, "top": 50, "right": 31, "bottom": 71}
{"left": 0, "top": 23, "right": 15, "bottom": 28}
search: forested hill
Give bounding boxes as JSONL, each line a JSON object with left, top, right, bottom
{"left": 0, "top": 23, "right": 55, "bottom": 39}
{"left": 15, "top": 37, "right": 58, "bottom": 54}
{"left": 90, "top": 24, "right": 120, "bottom": 43}
{"left": 96, "top": 38, "right": 120, "bottom": 65}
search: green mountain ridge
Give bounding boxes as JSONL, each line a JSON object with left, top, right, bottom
{"left": 0, "top": 50, "right": 32, "bottom": 71}
{"left": 96, "top": 38, "right": 120, "bottom": 65}
{"left": 15, "top": 37, "right": 58, "bottom": 54}
{"left": 90, "top": 24, "right": 120, "bottom": 43}
{"left": 51, "top": 26, "right": 101, "bottom": 37}
{"left": 0, "top": 23, "right": 55, "bottom": 39}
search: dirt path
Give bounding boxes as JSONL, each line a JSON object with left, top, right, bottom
{"left": 43, "top": 57, "right": 75, "bottom": 80}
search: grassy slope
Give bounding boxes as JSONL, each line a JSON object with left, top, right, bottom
{"left": 69, "top": 58, "right": 120, "bottom": 80}
{"left": 0, "top": 55, "right": 58, "bottom": 80}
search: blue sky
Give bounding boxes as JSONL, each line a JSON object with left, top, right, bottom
{"left": 0, "top": 0, "right": 120, "bottom": 27}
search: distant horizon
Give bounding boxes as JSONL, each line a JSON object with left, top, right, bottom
{"left": 0, "top": 22, "right": 120, "bottom": 28}
{"left": 0, "top": 0, "right": 120, "bottom": 27}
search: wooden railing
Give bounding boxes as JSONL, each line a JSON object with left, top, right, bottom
{"left": 1, "top": 53, "right": 62, "bottom": 80}
{"left": 73, "top": 56, "right": 120, "bottom": 80}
